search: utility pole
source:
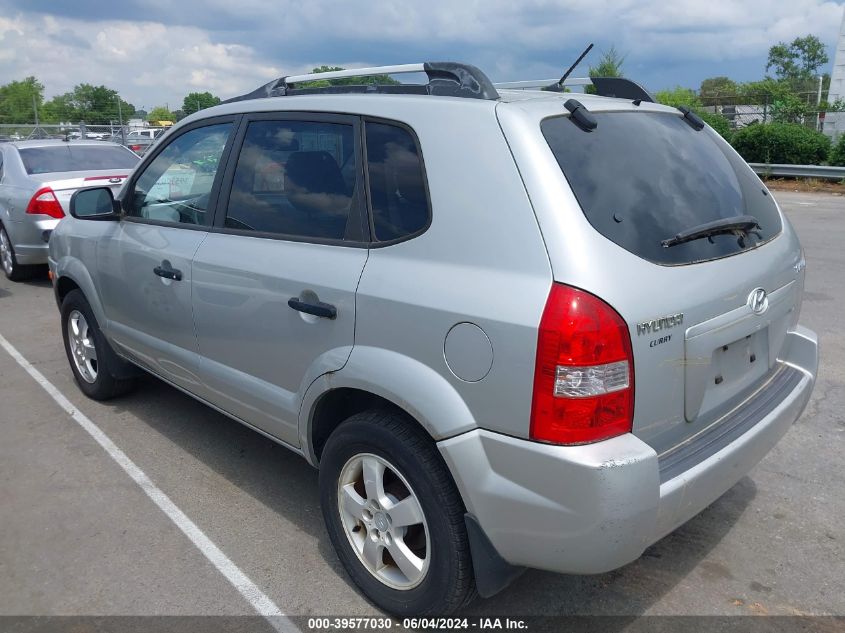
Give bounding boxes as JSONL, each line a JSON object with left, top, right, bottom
{"left": 816, "top": 74, "right": 824, "bottom": 131}
{"left": 30, "top": 94, "right": 40, "bottom": 141}
{"left": 116, "top": 95, "right": 125, "bottom": 145}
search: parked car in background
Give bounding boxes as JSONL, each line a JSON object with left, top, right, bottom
{"left": 0, "top": 139, "right": 139, "bottom": 280}
{"left": 48, "top": 62, "right": 818, "bottom": 616}
{"left": 67, "top": 131, "right": 108, "bottom": 141}
{"left": 124, "top": 128, "right": 167, "bottom": 155}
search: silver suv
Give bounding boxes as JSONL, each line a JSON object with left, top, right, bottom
{"left": 48, "top": 63, "right": 818, "bottom": 616}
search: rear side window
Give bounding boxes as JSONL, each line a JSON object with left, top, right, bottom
{"left": 18, "top": 145, "right": 139, "bottom": 175}
{"left": 365, "top": 122, "right": 429, "bottom": 241}
{"left": 224, "top": 120, "right": 359, "bottom": 241}
{"left": 541, "top": 112, "right": 782, "bottom": 265}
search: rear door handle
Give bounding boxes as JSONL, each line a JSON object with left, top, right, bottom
{"left": 288, "top": 297, "right": 337, "bottom": 319}
{"left": 153, "top": 263, "right": 182, "bottom": 281}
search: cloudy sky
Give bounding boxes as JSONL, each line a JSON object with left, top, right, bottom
{"left": 1, "top": 0, "right": 844, "bottom": 110}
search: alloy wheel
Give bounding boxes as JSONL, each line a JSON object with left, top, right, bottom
{"left": 67, "top": 309, "right": 98, "bottom": 383}
{"left": 0, "top": 229, "right": 13, "bottom": 276}
{"left": 337, "top": 453, "right": 431, "bottom": 590}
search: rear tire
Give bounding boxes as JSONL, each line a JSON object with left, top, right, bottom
{"left": 61, "top": 289, "right": 136, "bottom": 400}
{"left": 319, "top": 409, "right": 476, "bottom": 616}
{"left": 0, "top": 225, "right": 34, "bottom": 282}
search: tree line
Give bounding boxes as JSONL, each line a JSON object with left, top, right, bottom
{"left": 0, "top": 77, "right": 223, "bottom": 126}
{"left": 0, "top": 65, "right": 400, "bottom": 127}
{"left": 3, "top": 40, "right": 839, "bottom": 128}
{"left": 587, "top": 34, "right": 843, "bottom": 127}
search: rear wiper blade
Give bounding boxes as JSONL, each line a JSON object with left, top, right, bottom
{"left": 661, "top": 215, "right": 760, "bottom": 248}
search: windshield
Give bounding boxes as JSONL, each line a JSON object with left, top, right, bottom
{"left": 19, "top": 145, "right": 139, "bottom": 175}
{"left": 541, "top": 112, "right": 782, "bottom": 265}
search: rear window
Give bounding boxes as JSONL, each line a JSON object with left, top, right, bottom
{"left": 19, "top": 145, "right": 139, "bottom": 175}
{"left": 541, "top": 112, "right": 782, "bottom": 265}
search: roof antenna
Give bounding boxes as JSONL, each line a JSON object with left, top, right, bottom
{"left": 558, "top": 43, "right": 594, "bottom": 88}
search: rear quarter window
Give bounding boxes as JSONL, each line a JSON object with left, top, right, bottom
{"left": 541, "top": 112, "right": 782, "bottom": 265}
{"left": 365, "top": 121, "right": 430, "bottom": 241}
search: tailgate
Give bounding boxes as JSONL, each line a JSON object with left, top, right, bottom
{"left": 624, "top": 246, "right": 803, "bottom": 454}
{"left": 504, "top": 102, "right": 807, "bottom": 455}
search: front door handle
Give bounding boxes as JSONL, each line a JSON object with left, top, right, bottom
{"left": 288, "top": 297, "right": 337, "bottom": 319}
{"left": 153, "top": 262, "right": 182, "bottom": 281}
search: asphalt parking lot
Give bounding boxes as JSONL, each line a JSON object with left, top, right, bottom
{"left": 0, "top": 191, "right": 843, "bottom": 624}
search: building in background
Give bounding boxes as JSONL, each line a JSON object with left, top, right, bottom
{"left": 826, "top": 7, "right": 845, "bottom": 138}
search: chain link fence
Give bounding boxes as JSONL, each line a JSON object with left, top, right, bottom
{"left": 697, "top": 91, "right": 834, "bottom": 132}
{"left": 0, "top": 123, "right": 170, "bottom": 155}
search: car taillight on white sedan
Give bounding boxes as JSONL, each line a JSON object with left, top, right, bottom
{"left": 530, "top": 283, "right": 634, "bottom": 445}
{"left": 25, "top": 187, "right": 65, "bottom": 219}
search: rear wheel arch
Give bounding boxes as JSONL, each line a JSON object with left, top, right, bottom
{"left": 301, "top": 347, "right": 478, "bottom": 466}
{"left": 309, "top": 388, "right": 426, "bottom": 464}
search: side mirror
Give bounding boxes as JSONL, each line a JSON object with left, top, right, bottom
{"left": 69, "top": 187, "right": 120, "bottom": 220}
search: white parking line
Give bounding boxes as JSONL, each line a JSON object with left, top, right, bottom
{"left": 0, "top": 332, "right": 298, "bottom": 633}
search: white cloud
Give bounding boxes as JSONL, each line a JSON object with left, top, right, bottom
{"left": 0, "top": 13, "right": 303, "bottom": 108}
{"left": 0, "top": 0, "right": 843, "bottom": 108}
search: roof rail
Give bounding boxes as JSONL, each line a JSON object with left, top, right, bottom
{"left": 494, "top": 76, "right": 654, "bottom": 103}
{"left": 223, "top": 62, "right": 500, "bottom": 103}
{"left": 493, "top": 77, "right": 591, "bottom": 90}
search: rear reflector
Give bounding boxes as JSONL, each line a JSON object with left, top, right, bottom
{"left": 530, "top": 284, "right": 635, "bottom": 445}
{"left": 25, "top": 187, "right": 65, "bottom": 219}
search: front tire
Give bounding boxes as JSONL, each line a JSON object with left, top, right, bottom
{"left": 319, "top": 409, "right": 476, "bottom": 616}
{"left": 61, "top": 289, "right": 136, "bottom": 400}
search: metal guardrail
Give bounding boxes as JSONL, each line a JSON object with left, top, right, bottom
{"left": 750, "top": 163, "right": 845, "bottom": 181}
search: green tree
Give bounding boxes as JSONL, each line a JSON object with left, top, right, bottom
{"left": 585, "top": 46, "right": 626, "bottom": 94}
{"left": 42, "top": 84, "right": 134, "bottom": 125}
{"left": 766, "top": 35, "right": 829, "bottom": 82}
{"left": 298, "top": 66, "right": 401, "bottom": 88}
{"left": 181, "top": 91, "right": 221, "bottom": 116}
{"left": 698, "top": 111, "right": 733, "bottom": 142}
{"left": 654, "top": 87, "right": 701, "bottom": 109}
{"left": 829, "top": 133, "right": 845, "bottom": 166}
{"left": 147, "top": 106, "right": 175, "bottom": 123}
{"left": 737, "top": 78, "right": 791, "bottom": 103}
{"left": 0, "top": 77, "right": 45, "bottom": 124}
{"left": 654, "top": 88, "right": 732, "bottom": 141}
{"left": 699, "top": 76, "right": 738, "bottom": 106}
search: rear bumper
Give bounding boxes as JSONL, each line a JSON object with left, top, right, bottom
{"left": 438, "top": 326, "right": 817, "bottom": 575}
{"left": 6, "top": 218, "right": 59, "bottom": 265}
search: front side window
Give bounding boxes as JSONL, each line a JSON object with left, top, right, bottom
{"left": 130, "top": 123, "right": 232, "bottom": 226}
{"left": 365, "top": 122, "right": 429, "bottom": 241}
{"left": 224, "top": 120, "right": 358, "bottom": 240}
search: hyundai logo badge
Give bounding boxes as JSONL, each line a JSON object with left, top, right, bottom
{"left": 748, "top": 288, "right": 768, "bottom": 315}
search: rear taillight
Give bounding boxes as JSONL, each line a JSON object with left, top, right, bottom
{"left": 129, "top": 144, "right": 142, "bottom": 152}
{"left": 25, "top": 187, "right": 65, "bottom": 219}
{"left": 530, "top": 283, "right": 634, "bottom": 445}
